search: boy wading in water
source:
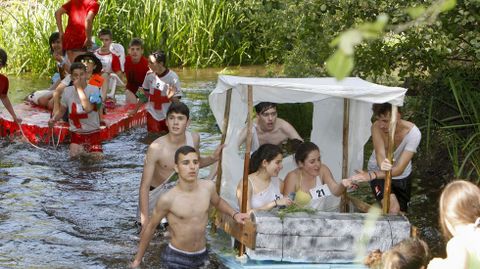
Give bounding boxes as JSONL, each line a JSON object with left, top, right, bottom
{"left": 131, "top": 146, "right": 249, "bottom": 268}
{"left": 137, "top": 102, "right": 222, "bottom": 229}
{"left": 49, "top": 62, "right": 103, "bottom": 158}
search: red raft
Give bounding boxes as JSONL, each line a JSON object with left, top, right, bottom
{"left": 0, "top": 102, "right": 146, "bottom": 144}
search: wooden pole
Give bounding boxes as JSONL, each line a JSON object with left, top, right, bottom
{"left": 211, "top": 89, "right": 232, "bottom": 233}
{"left": 383, "top": 105, "right": 398, "bottom": 214}
{"left": 238, "top": 85, "right": 253, "bottom": 257}
{"left": 340, "top": 99, "right": 350, "bottom": 212}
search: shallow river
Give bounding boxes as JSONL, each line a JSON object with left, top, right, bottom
{"left": 0, "top": 67, "right": 443, "bottom": 268}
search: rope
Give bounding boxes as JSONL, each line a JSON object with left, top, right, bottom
{"left": 15, "top": 118, "right": 48, "bottom": 151}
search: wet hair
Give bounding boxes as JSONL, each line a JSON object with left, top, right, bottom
{"left": 174, "top": 145, "right": 197, "bottom": 164}
{"left": 249, "top": 144, "right": 283, "bottom": 174}
{"left": 254, "top": 102, "right": 277, "bottom": 114}
{"left": 372, "top": 103, "right": 402, "bottom": 117}
{"left": 98, "top": 28, "right": 113, "bottom": 38}
{"left": 0, "top": 48, "right": 7, "bottom": 66}
{"left": 439, "top": 180, "right": 480, "bottom": 240}
{"left": 48, "top": 32, "right": 60, "bottom": 53}
{"left": 129, "top": 38, "right": 144, "bottom": 48}
{"left": 151, "top": 50, "right": 166, "bottom": 66}
{"left": 364, "top": 238, "right": 430, "bottom": 269}
{"left": 166, "top": 102, "right": 190, "bottom": 120}
{"left": 70, "top": 62, "right": 86, "bottom": 74}
{"left": 294, "top": 141, "right": 320, "bottom": 165}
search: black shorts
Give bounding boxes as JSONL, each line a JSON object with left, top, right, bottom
{"left": 369, "top": 175, "right": 412, "bottom": 212}
{"left": 161, "top": 244, "right": 208, "bottom": 269}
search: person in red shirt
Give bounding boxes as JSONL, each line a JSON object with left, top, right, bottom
{"left": 55, "top": 0, "right": 100, "bottom": 64}
{"left": 124, "top": 38, "right": 149, "bottom": 104}
{"left": 0, "top": 48, "right": 22, "bottom": 124}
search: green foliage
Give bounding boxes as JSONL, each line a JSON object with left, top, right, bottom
{"left": 277, "top": 204, "right": 316, "bottom": 220}
{"left": 277, "top": 103, "right": 313, "bottom": 140}
{"left": 0, "top": 0, "right": 255, "bottom": 75}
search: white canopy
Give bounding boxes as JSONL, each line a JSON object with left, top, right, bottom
{"left": 209, "top": 75, "right": 407, "bottom": 208}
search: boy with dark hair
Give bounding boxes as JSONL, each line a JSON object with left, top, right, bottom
{"left": 93, "top": 28, "right": 123, "bottom": 102}
{"left": 351, "top": 103, "right": 421, "bottom": 214}
{"left": 131, "top": 146, "right": 249, "bottom": 268}
{"left": 0, "top": 48, "right": 22, "bottom": 124}
{"left": 55, "top": 0, "right": 100, "bottom": 64}
{"left": 129, "top": 50, "right": 182, "bottom": 134}
{"left": 124, "top": 38, "right": 149, "bottom": 104}
{"left": 137, "top": 102, "right": 223, "bottom": 230}
{"left": 238, "top": 101, "right": 303, "bottom": 152}
{"left": 49, "top": 62, "right": 103, "bottom": 158}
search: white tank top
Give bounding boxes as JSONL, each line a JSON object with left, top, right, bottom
{"left": 249, "top": 177, "right": 283, "bottom": 209}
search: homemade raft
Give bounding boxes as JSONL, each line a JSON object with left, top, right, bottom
{"left": 0, "top": 101, "right": 146, "bottom": 144}
{"left": 208, "top": 75, "right": 411, "bottom": 267}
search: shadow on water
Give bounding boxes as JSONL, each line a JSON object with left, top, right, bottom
{"left": 1, "top": 66, "right": 446, "bottom": 267}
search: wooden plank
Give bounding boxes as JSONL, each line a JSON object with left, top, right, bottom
{"left": 215, "top": 88, "right": 232, "bottom": 195}
{"left": 383, "top": 105, "right": 398, "bottom": 214}
{"left": 212, "top": 88, "right": 232, "bottom": 233}
{"left": 340, "top": 99, "right": 350, "bottom": 212}
{"left": 215, "top": 211, "right": 257, "bottom": 249}
{"left": 238, "top": 85, "right": 254, "bottom": 256}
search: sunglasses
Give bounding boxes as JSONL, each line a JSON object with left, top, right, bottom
{"left": 81, "top": 59, "right": 94, "bottom": 64}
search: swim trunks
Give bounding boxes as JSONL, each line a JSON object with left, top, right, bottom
{"left": 70, "top": 131, "right": 103, "bottom": 153}
{"left": 161, "top": 243, "right": 208, "bottom": 269}
{"left": 146, "top": 113, "right": 168, "bottom": 133}
{"left": 369, "top": 175, "right": 412, "bottom": 212}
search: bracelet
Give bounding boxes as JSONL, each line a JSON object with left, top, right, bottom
{"left": 232, "top": 211, "right": 239, "bottom": 219}
{"left": 372, "top": 171, "right": 378, "bottom": 180}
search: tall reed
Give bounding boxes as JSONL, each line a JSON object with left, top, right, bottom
{"left": 0, "top": 0, "right": 253, "bottom": 76}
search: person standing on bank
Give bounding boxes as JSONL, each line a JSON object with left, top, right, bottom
{"left": 131, "top": 146, "right": 249, "bottom": 268}
{"left": 351, "top": 103, "right": 421, "bottom": 214}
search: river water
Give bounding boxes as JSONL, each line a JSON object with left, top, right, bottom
{"left": 0, "top": 67, "right": 443, "bottom": 268}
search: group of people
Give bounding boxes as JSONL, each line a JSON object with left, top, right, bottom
{"left": 3, "top": 0, "right": 174, "bottom": 158}
{"left": 1, "top": 0, "right": 479, "bottom": 268}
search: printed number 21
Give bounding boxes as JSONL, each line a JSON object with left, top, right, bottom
{"left": 316, "top": 189, "right": 326, "bottom": 197}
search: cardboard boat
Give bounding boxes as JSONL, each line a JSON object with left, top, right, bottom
{"left": 0, "top": 101, "right": 146, "bottom": 144}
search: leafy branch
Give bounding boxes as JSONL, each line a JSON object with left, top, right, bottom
{"left": 326, "top": 0, "right": 457, "bottom": 80}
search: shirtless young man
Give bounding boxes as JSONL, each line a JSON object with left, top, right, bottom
{"left": 131, "top": 146, "right": 249, "bottom": 268}
{"left": 351, "top": 103, "right": 421, "bottom": 214}
{"left": 238, "top": 102, "right": 303, "bottom": 152}
{"left": 138, "top": 102, "right": 222, "bottom": 228}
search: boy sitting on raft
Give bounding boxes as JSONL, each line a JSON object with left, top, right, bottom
{"left": 49, "top": 62, "right": 103, "bottom": 158}
{"left": 94, "top": 28, "right": 124, "bottom": 104}
{"left": 123, "top": 38, "right": 149, "bottom": 104}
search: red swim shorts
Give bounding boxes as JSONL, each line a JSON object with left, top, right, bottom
{"left": 70, "top": 131, "right": 103, "bottom": 153}
{"left": 146, "top": 113, "right": 168, "bottom": 133}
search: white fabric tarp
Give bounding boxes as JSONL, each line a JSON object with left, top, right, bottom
{"left": 209, "top": 75, "right": 407, "bottom": 208}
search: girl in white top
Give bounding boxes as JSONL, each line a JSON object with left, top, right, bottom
{"left": 428, "top": 180, "right": 480, "bottom": 269}
{"left": 236, "top": 144, "right": 292, "bottom": 213}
